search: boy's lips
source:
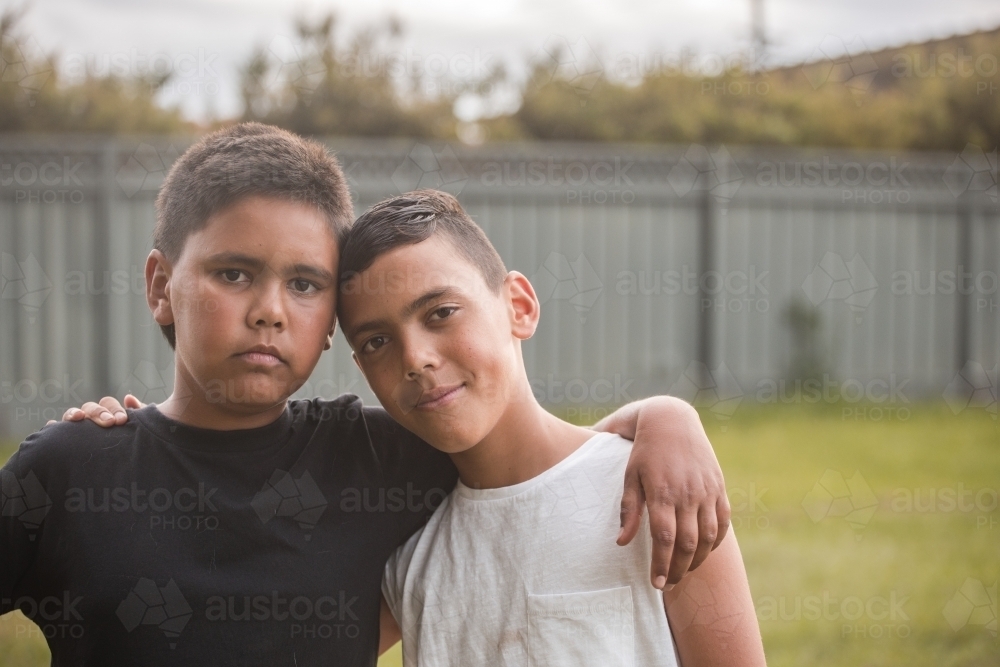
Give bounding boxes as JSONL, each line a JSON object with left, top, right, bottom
{"left": 235, "top": 345, "right": 286, "bottom": 366}
{"left": 415, "top": 383, "right": 465, "bottom": 410}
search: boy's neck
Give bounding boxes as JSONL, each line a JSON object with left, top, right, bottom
{"left": 157, "top": 367, "right": 289, "bottom": 431}
{"left": 448, "top": 379, "right": 595, "bottom": 490}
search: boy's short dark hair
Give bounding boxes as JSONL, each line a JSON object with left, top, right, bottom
{"left": 339, "top": 190, "right": 507, "bottom": 297}
{"left": 154, "top": 122, "right": 353, "bottom": 348}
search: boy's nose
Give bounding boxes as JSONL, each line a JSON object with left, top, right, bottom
{"left": 401, "top": 335, "right": 440, "bottom": 379}
{"left": 248, "top": 282, "right": 286, "bottom": 329}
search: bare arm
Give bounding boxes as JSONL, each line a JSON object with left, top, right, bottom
{"left": 379, "top": 594, "right": 402, "bottom": 656}
{"left": 593, "top": 396, "right": 731, "bottom": 588}
{"left": 663, "top": 531, "right": 766, "bottom": 667}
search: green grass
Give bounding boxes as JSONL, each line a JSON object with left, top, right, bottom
{"left": 3, "top": 404, "right": 998, "bottom": 666}
{"left": 706, "top": 403, "right": 999, "bottom": 667}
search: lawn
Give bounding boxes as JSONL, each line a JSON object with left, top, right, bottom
{"left": 2, "top": 403, "right": 997, "bottom": 666}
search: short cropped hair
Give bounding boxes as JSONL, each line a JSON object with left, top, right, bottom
{"left": 339, "top": 190, "right": 507, "bottom": 297}
{"left": 154, "top": 122, "right": 353, "bottom": 348}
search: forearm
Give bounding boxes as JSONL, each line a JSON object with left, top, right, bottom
{"left": 592, "top": 396, "right": 698, "bottom": 440}
{"left": 378, "top": 594, "right": 402, "bottom": 655}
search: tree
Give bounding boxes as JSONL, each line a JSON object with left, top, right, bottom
{"left": 0, "top": 7, "right": 188, "bottom": 134}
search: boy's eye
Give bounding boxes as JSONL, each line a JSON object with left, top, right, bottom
{"left": 221, "top": 269, "right": 249, "bottom": 283}
{"left": 290, "top": 278, "right": 318, "bottom": 294}
{"left": 428, "top": 306, "right": 458, "bottom": 322}
{"left": 361, "top": 336, "right": 388, "bottom": 354}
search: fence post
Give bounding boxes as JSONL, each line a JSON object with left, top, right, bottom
{"left": 955, "top": 203, "right": 972, "bottom": 375}
{"left": 697, "top": 182, "right": 715, "bottom": 378}
{"left": 94, "top": 141, "right": 115, "bottom": 396}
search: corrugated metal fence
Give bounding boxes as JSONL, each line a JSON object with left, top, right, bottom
{"left": 1, "top": 135, "right": 997, "bottom": 436}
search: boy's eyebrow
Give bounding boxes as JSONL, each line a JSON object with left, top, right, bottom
{"left": 290, "top": 263, "right": 336, "bottom": 283}
{"left": 401, "top": 287, "right": 460, "bottom": 318}
{"left": 204, "top": 252, "right": 334, "bottom": 282}
{"left": 347, "top": 286, "right": 461, "bottom": 338}
{"left": 205, "top": 252, "right": 266, "bottom": 270}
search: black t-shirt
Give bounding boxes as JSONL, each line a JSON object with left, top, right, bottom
{"left": 0, "top": 395, "right": 457, "bottom": 666}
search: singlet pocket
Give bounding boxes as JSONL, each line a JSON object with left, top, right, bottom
{"left": 525, "top": 586, "right": 635, "bottom": 667}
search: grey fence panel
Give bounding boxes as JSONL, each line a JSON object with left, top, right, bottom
{"left": 1, "top": 136, "right": 997, "bottom": 437}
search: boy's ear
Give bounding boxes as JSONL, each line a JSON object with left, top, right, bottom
{"left": 351, "top": 351, "right": 366, "bottom": 378}
{"left": 325, "top": 321, "right": 337, "bottom": 351}
{"left": 145, "top": 250, "right": 174, "bottom": 327}
{"left": 505, "top": 271, "right": 540, "bottom": 340}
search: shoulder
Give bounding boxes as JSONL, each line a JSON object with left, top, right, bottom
{"left": 556, "top": 431, "right": 633, "bottom": 484}
{"left": 361, "top": 405, "right": 457, "bottom": 493}
{"left": 288, "top": 394, "right": 365, "bottom": 424}
{"left": 585, "top": 431, "right": 634, "bottom": 461}
{"left": 286, "top": 395, "right": 456, "bottom": 489}
{"left": 3, "top": 419, "right": 139, "bottom": 480}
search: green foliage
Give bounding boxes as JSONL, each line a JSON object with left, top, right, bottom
{"left": 0, "top": 8, "right": 188, "bottom": 134}
{"left": 487, "top": 28, "right": 1000, "bottom": 150}
{"left": 239, "top": 15, "right": 485, "bottom": 140}
{"left": 2, "top": 6, "right": 998, "bottom": 150}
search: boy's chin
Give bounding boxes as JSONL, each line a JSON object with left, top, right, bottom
{"left": 408, "top": 423, "right": 487, "bottom": 454}
{"left": 203, "top": 375, "right": 298, "bottom": 412}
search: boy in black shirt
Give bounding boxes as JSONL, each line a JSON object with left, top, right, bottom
{"left": 2, "top": 123, "right": 730, "bottom": 665}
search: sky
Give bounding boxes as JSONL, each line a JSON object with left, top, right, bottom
{"left": 17, "top": 0, "right": 1000, "bottom": 122}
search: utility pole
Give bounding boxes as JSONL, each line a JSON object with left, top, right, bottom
{"left": 750, "top": 0, "right": 768, "bottom": 71}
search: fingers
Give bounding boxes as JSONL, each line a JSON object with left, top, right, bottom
{"left": 60, "top": 407, "right": 87, "bottom": 422}
{"left": 687, "top": 505, "right": 719, "bottom": 573}
{"left": 617, "top": 471, "right": 645, "bottom": 546}
{"left": 123, "top": 394, "right": 144, "bottom": 410}
{"left": 665, "top": 508, "right": 700, "bottom": 588}
{"left": 647, "top": 502, "right": 676, "bottom": 590}
{"left": 98, "top": 396, "right": 128, "bottom": 425}
{"left": 76, "top": 401, "right": 119, "bottom": 427}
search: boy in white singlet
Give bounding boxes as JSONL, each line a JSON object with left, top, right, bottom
{"left": 337, "top": 190, "right": 766, "bottom": 666}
